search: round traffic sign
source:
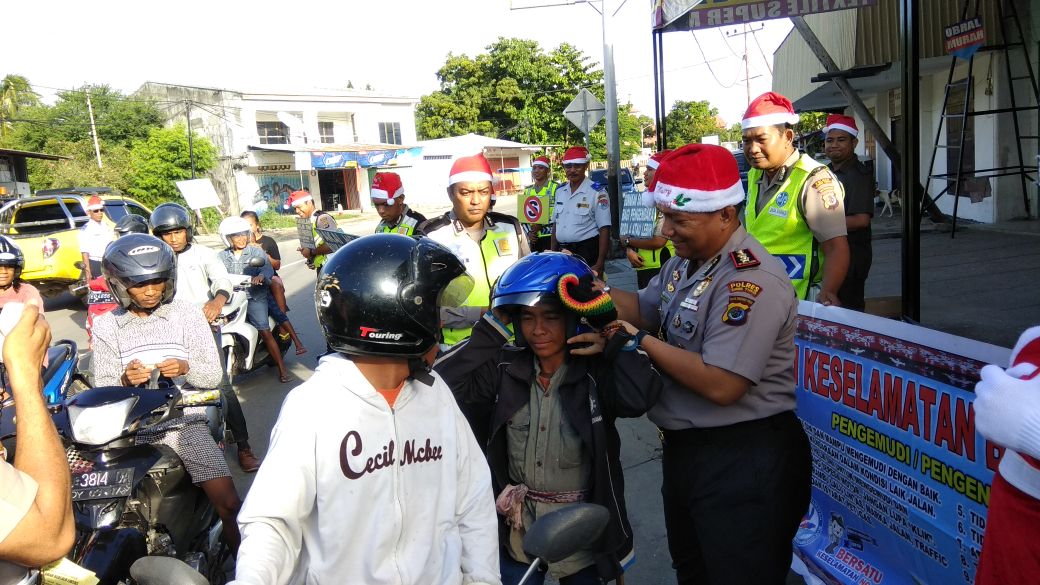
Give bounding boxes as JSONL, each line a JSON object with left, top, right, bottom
{"left": 524, "top": 196, "right": 543, "bottom": 223}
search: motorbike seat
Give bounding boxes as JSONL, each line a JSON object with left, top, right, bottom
{"left": 42, "top": 341, "right": 75, "bottom": 384}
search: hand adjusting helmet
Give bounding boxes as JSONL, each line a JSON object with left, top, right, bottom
{"left": 491, "top": 252, "right": 617, "bottom": 346}
{"left": 0, "top": 236, "right": 25, "bottom": 280}
{"left": 150, "top": 203, "right": 194, "bottom": 240}
{"left": 102, "top": 234, "right": 177, "bottom": 309}
{"left": 316, "top": 233, "right": 473, "bottom": 359}
{"left": 218, "top": 216, "right": 252, "bottom": 247}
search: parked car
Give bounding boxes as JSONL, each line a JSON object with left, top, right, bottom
{"left": 0, "top": 188, "right": 152, "bottom": 296}
{"left": 589, "top": 168, "right": 636, "bottom": 194}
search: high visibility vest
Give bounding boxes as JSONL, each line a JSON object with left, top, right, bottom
{"left": 376, "top": 209, "right": 421, "bottom": 236}
{"left": 745, "top": 152, "right": 824, "bottom": 299}
{"left": 519, "top": 182, "right": 557, "bottom": 240}
{"left": 424, "top": 216, "right": 523, "bottom": 346}
{"left": 635, "top": 240, "right": 675, "bottom": 271}
{"left": 311, "top": 218, "right": 328, "bottom": 270}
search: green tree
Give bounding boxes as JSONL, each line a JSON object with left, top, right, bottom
{"left": 588, "top": 103, "right": 652, "bottom": 161}
{"left": 664, "top": 100, "right": 724, "bottom": 149}
{"left": 26, "top": 140, "right": 133, "bottom": 193}
{"left": 0, "top": 74, "right": 40, "bottom": 139}
{"left": 127, "top": 124, "right": 217, "bottom": 208}
{"left": 417, "top": 38, "right": 604, "bottom": 147}
{"left": 721, "top": 122, "right": 743, "bottom": 143}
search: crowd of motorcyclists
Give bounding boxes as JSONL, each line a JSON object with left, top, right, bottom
{"left": 0, "top": 93, "right": 1035, "bottom": 584}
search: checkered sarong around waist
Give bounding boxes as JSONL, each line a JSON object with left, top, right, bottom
{"left": 495, "top": 483, "right": 589, "bottom": 530}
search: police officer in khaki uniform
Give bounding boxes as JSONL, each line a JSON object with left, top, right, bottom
{"left": 741, "top": 92, "right": 849, "bottom": 305}
{"left": 550, "top": 146, "right": 612, "bottom": 275}
{"left": 604, "top": 144, "right": 812, "bottom": 585}
{"left": 370, "top": 172, "right": 427, "bottom": 236}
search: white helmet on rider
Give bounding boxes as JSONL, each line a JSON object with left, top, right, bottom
{"left": 218, "top": 216, "right": 252, "bottom": 248}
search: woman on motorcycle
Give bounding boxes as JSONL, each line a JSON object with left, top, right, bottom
{"left": 216, "top": 217, "right": 291, "bottom": 383}
{"left": 0, "top": 237, "right": 43, "bottom": 312}
{"left": 90, "top": 234, "right": 242, "bottom": 553}
{"left": 239, "top": 211, "right": 306, "bottom": 356}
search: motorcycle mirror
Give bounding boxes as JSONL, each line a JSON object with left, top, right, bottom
{"left": 130, "top": 556, "right": 209, "bottom": 585}
{"left": 248, "top": 257, "right": 266, "bottom": 267}
{"left": 522, "top": 503, "right": 610, "bottom": 564}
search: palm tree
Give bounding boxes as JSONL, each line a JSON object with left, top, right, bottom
{"left": 0, "top": 74, "right": 41, "bottom": 139}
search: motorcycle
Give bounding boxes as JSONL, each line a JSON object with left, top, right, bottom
{"left": 213, "top": 257, "right": 289, "bottom": 381}
{"left": 51, "top": 371, "right": 229, "bottom": 585}
{"left": 127, "top": 503, "right": 611, "bottom": 585}
{"left": 0, "top": 339, "right": 87, "bottom": 462}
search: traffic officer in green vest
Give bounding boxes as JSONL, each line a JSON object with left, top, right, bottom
{"left": 623, "top": 150, "right": 676, "bottom": 289}
{"left": 417, "top": 152, "right": 529, "bottom": 348}
{"left": 550, "top": 146, "right": 612, "bottom": 276}
{"left": 518, "top": 155, "right": 557, "bottom": 252}
{"left": 371, "top": 171, "right": 427, "bottom": 235}
{"left": 288, "top": 189, "right": 337, "bottom": 274}
{"left": 741, "top": 92, "right": 849, "bottom": 305}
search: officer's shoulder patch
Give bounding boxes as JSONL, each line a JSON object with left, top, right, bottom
{"left": 315, "top": 212, "right": 337, "bottom": 230}
{"left": 727, "top": 280, "right": 762, "bottom": 297}
{"left": 730, "top": 249, "right": 760, "bottom": 270}
{"left": 597, "top": 193, "right": 609, "bottom": 209}
{"left": 722, "top": 296, "right": 755, "bottom": 327}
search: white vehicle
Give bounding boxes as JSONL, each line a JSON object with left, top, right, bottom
{"left": 212, "top": 259, "right": 289, "bottom": 380}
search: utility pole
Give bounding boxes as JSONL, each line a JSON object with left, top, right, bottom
{"left": 185, "top": 100, "right": 196, "bottom": 179}
{"left": 85, "top": 88, "right": 102, "bottom": 169}
{"left": 725, "top": 25, "right": 764, "bottom": 107}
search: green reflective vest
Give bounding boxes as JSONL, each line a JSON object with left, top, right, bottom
{"left": 745, "top": 153, "right": 824, "bottom": 299}
{"left": 376, "top": 212, "right": 421, "bottom": 236}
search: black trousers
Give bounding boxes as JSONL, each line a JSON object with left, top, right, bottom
{"left": 211, "top": 328, "right": 249, "bottom": 444}
{"left": 660, "top": 411, "right": 811, "bottom": 585}
{"left": 559, "top": 236, "right": 600, "bottom": 268}
{"left": 837, "top": 276, "right": 866, "bottom": 312}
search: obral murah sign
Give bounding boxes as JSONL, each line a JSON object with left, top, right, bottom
{"left": 653, "top": 0, "right": 876, "bottom": 32}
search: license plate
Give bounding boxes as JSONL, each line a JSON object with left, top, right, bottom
{"left": 71, "top": 467, "right": 134, "bottom": 501}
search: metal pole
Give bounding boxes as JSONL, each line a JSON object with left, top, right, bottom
{"left": 186, "top": 100, "right": 196, "bottom": 179}
{"left": 655, "top": 30, "right": 668, "bottom": 150}
{"left": 744, "top": 24, "right": 751, "bottom": 106}
{"left": 900, "top": 0, "right": 920, "bottom": 322}
{"left": 652, "top": 29, "right": 663, "bottom": 152}
{"left": 85, "top": 89, "right": 102, "bottom": 169}
{"left": 602, "top": 0, "right": 621, "bottom": 237}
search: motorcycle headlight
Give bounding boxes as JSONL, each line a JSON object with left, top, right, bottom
{"left": 68, "top": 396, "right": 138, "bottom": 446}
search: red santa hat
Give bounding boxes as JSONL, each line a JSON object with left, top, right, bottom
{"left": 448, "top": 153, "right": 494, "bottom": 186}
{"left": 287, "top": 190, "right": 313, "bottom": 207}
{"left": 741, "top": 92, "right": 800, "bottom": 130}
{"left": 561, "top": 146, "right": 590, "bottom": 165}
{"left": 86, "top": 195, "right": 104, "bottom": 211}
{"left": 824, "top": 114, "right": 859, "bottom": 138}
{"left": 653, "top": 144, "right": 745, "bottom": 212}
{"left": 1010, "top": 326, "right": 1040, "bottom": 380}
{"left": 371, "top": 172, "right": 404, "bottom": 205}
{"left": 646, "top": 150, "right": 671, "bottom": 170}
{"left": 532, "top": 156, "right": 550, "bottom": 169}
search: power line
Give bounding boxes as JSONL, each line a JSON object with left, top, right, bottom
{"left": 750, "top": 28, "right": 774, "bottom": 75}
{"left": 690, "top": 32, "right": 741, "bottom": 89}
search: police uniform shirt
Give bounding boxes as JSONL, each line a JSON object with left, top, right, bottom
{"left": 754, "top": 150, "right": 847, "bottom": 243}
{"left": 551, "top": 177, "right": 612, "bottom": 244}
{"left": 78, "top": 218, "right": 113, "bottom": 261}
{"left": 637, "top": 226, "right": 799, "bottom": 429}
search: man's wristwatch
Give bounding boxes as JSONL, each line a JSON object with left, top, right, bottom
{"left": 622, "top": 236, "right": 631, "bottom": 248}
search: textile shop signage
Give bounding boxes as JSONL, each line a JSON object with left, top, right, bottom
{"left": 618, "top": 191, "right": 657, "bottom": 239}
{"left": 653, "top": 0, "right": 876, "bottom": 32}
{"left": 791, "top": 303, "right": 1009, "bottom": 585}
{"left": 310, "top": 147, "right": 422, "bottom": 170}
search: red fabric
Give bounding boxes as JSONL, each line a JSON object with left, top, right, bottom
{"left": 975, "top": 471, "right": 1040, "bottom": 584}
{"left": 86, "top": 277, "right": 118, "bottom": 343}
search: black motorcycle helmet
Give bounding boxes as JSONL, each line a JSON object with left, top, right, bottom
{"left": 316, "top": 234, "right": 473, "bottom": 358}
{"left": 0, "top": 236, "right": 25, "bottom": 282}
{"left": 102, "top": 234, "right": 178, "bottom": 310}
{"left": 114, "top": 214, "right": 150, "bottom": 238}
{"left": 150, "top": 203, "right": 193, "bottom": 240}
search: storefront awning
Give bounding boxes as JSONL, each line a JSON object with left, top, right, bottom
{"left": 792, "top": 56, "right": 951, "bottom": 112}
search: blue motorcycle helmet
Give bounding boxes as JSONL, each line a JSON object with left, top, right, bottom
{"left": 491, "top": 252, "right": 616, "bottom": 347}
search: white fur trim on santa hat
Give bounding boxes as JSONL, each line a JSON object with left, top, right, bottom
{"left": 640, "top": 190, "right": 656, "bottom": 208}
{"left": 825, "top": 123, "right": 859, "bottom": 137}
{"left": 562, "top": 155, "right": 589, "bottom": 164}
{"left": 289, "top": 194, "right": 313, "bottom": 207}
{"left": 1010, "top": 326, "right": 1040, "bottom": 367}
{"left": 370, "top": 187, "right": 402, "bottom": 204}
{"left": 532, "top": 159, "right": 550, "bottom": 168}
{"left": 741, "top": 111, "right": 800, "bottom": 130}
{"left": 654, "top": 179, "right": 745, "bottom": 213}
{"left": 646, "top": 158, "right": 661, "bottom": 170}
{"left": 448, "top": 170, "right": 494, "bottom": 186}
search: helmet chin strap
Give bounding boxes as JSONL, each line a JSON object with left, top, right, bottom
{"left": 407, "top": 358, "right": 435, "bottom": 386}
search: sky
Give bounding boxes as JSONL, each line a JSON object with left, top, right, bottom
{"left": 4, "top": 0, "right": 793, "bottom": 127}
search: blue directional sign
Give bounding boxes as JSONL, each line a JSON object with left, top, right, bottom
{"left": 775, "top": 254, "right": 806, "bottom": 279}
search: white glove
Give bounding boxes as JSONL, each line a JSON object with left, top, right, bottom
{"left": 0, "top": 302, "right": 25, "bottom": 364}
{"left": 974, "top": 363, "right": 1040, "bottom": 460}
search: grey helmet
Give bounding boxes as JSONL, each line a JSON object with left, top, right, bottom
{"left": 114, "top": 214, "right": 150, "bottom": 238}
{"left": 102, "top": 234, "right": 177, "bottom": 309}
{"left": 0, "top": 236, "right": 25, "bottom": 280}
{"left": 150, "top": 203, "right": 193, "bottom": 240}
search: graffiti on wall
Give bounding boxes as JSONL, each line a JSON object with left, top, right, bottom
{"left": 252, "top": 174, "right": 312, "bottom": 214}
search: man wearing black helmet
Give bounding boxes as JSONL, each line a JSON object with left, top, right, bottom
{"left": 149, "top": 203, "right": 261, "bottom": 473}
{"left": 91, "top": 234, "right": 242, "bottom": 552}
{"left": 232, "top": 234, "right": 500, "bottom": 585}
